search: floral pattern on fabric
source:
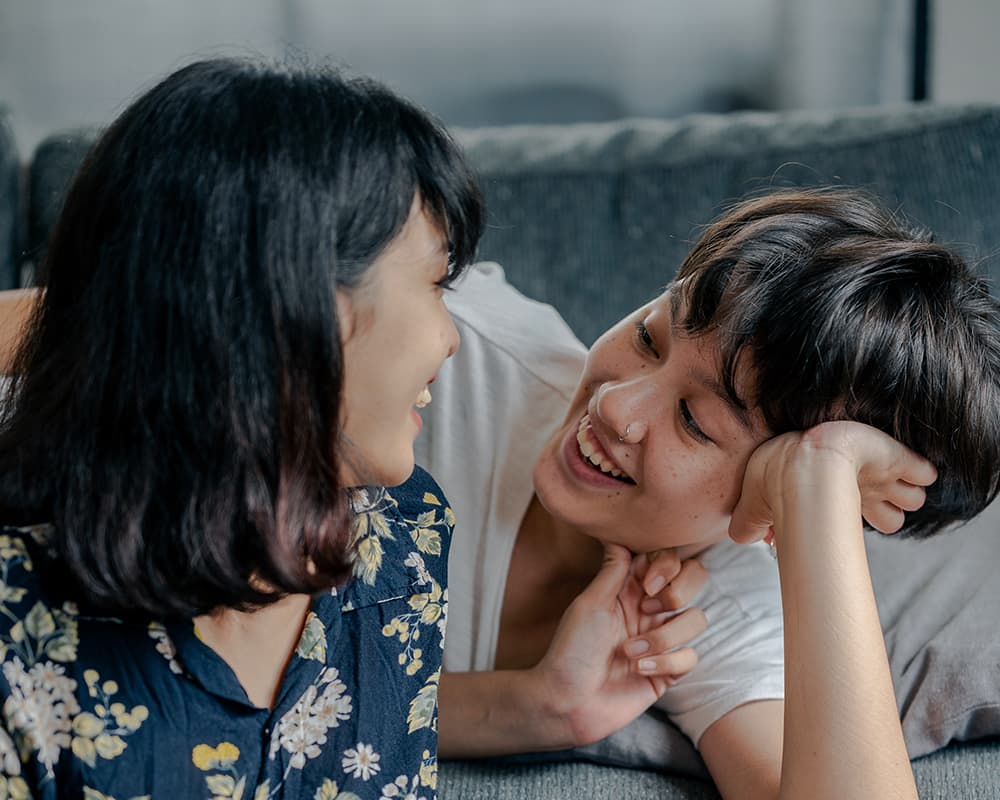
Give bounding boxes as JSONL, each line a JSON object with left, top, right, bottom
{"left": 0, "top": 466, "right": 453, "bottom": 799}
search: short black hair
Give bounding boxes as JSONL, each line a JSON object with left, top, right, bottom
{"left": 674, "top": 188, "right": 1000, "bottom": 536}
{"left": 0, "top": 57, "right": 484, "bottom": 617}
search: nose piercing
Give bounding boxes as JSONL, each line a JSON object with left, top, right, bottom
{"left": 618, "top": 424, "right": 632, "bottom": 443}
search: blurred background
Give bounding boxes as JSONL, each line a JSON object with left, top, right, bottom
{"left": 1, "top": 0, "right": 997, "bottom": 154}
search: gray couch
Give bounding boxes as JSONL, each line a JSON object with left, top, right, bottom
{"left": 2, "top": 103, "right": 998, "bottom": 798}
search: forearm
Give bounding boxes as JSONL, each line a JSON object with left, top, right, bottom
{"left": 774, "top": 451, "right": 916, "bottom": 800}
{"left": 0, "top": 288, "right": 40, "bottom": 373}
{"left": 437, "top": 669, "right": 573, "bottom": 759}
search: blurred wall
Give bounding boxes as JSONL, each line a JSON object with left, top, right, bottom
{"left": 0, "top": 0, "right": 942, "bottom": 157}
{"left": 932, "top": 0, "right": 1000, "bottom": 104}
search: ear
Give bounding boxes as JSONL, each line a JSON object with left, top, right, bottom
{"left": 335, "top": 289, "right": 356, "bottom": 345}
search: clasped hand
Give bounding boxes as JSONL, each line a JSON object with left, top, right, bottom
{"left": 534, "top": 543, "right": 708, "bottom": 747}
{"left": 728, "top": 420, "right": 937, "bottom": 547}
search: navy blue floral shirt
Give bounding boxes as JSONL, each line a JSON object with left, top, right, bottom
{"left": 0, "top": 466, "right": 453, "bottom": 800}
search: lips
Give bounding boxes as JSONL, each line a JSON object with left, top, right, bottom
{"left": 574, "top": 414, "right": 635, "bottom": 484}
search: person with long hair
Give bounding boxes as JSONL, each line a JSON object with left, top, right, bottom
{"left": 0, "top": 57, "right": 498, "bottom": 799}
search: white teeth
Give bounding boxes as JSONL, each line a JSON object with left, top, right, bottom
{"left": 575, "top": 415, "right": 629, "bottom": 480}
{"left": 415, "top": 387, "right": 432, "bottom": 409}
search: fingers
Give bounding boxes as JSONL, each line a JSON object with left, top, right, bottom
{"left": 897, "top": 451, "right": 938, "bottom": 488}
{"left": 632, "top": 646, "right": 698, "bottom": 679}
{"left": 578, "top": 542, "right": 632, "bottom": 606}
{"left": 889, "top": 480, "right": 927, "bottom": 512}
{"left": 863, "top": 502, "right": 906, "bottom": 534}
{"left": 640, "top": 559, "right": 708, "bottom": 614}
{"left": 639, "top": 549, "right": 682, "bottom": 597}
{"left": 625, "top": 607, "right": 707, "bottom": 656}
{"left": 861, "top": 479, "right": 927, "bottom": 533}
{"left": 728, "top": 494, "right": 773, "bottom": 545}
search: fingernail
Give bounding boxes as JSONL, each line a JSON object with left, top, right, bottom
{"left": 645, "top": 575, "right": 666, "bottom": 596}
{"left": 637, "top": 659, "right": 656, "bottom": 673}
{"left": 624, "top": 639, "right": 649, "bottom": 657}
{"left": 640, "top": 597, "right": 663, "bottom": 614}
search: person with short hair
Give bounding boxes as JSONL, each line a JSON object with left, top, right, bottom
{"left": 420, "top": 189, "right": 1000, "bottom": 799}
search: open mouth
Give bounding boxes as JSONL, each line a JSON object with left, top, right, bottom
{"left": 576, "top": 415, "right": 635, "bottom": 484}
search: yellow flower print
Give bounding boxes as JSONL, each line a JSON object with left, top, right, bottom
{"left": 382, "top": 554, "right": 447, "bottom": 676}
{"left": 418, "top": 749, "right": 438, "bottom": 790}
{"left": 192, "top": 741, "right": 241, "bottom": 771}
{"left": 0, "top": 534, "right": 29, "bottom": 564}
{"left": 71, "top": 669, "right": 148, "bottom": 768}
{"left": 404, "top": 494, "right": 454, "bottom": 557}
{"left": 314, "top": 778, "right": 361, "bottom": 800}
{"left": 296, "top": 612, "right": 327, "bottom": 663}
{"left": 348, "top": 488, "right": 397, "bottom": 585}
{"left": 0, "top": 774, "right": 30, "bottom": 800}
{"left": 2, "top": 599, "right": 78, "bottom": 666}
{"left": 82, "top": 789, "right": 150, "bottom": 800}
{"left": 408, "top": 512, "right": 442, "bottom": 557}
{"left": 406, "top": 668, "right": 440, "bottom": 734}
{"left": 193, "top": 742, "right": 249, "bottom": 800}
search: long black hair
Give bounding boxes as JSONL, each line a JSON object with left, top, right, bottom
{"left": 0, "top": 58, "right": 484, "bottom": 617}
{"left": 675, "top": 188, "right": 1000, "bottom": 536}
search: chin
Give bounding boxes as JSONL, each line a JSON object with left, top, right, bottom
{"left": 380, "top": 456, "right": 416, "bottom": 488}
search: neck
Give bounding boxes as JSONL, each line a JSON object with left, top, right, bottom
{"left": 194, "top": 593, "right": 311, "bottom": 709}
{"left": 521, "top": 494, "right": 605, "bottom": 584}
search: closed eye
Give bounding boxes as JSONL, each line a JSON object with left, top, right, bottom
{"left": 680, "top": 399, "right": 712, "bottom": 444}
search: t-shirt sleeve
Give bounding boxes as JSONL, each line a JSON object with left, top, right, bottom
{"left": 655, "top": 539, "right": 784, "bottom": 746}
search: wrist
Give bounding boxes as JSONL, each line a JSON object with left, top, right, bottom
{"left": 524, "top": 663, "right": 582, "bottom": 749}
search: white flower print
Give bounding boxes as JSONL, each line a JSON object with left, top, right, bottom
{"left": 2, "top": 656, "right": 79, "bottom": 776}
{"left": 402, "top": 553, "right": 431, "bottom": 586}
{"left": 342, "top": 742, "right": 381, "bottom": 781}
{"left": 147, "top": 623, "right": 183, "bottom": 675}
{"left": 0, "top": 724, "right": 20, "bottom": 775}
{"left": 270, "top": 667, "right": 353, "bottom": 769}
{"left": 380, "top": 773, "right": 427, "bottom": 800}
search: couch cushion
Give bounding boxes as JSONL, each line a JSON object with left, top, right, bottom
{"left": 456, "top": 104, "right": 1000, "bottom": 345}
{"left": 24, "top": 128, "right": 96, "bottom": 282}
{"left": 0, "top": 108, "right": 20, "bottom": 290}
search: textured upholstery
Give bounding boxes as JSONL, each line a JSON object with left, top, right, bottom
{"left": 456, "top": 105, "right": 1000, "bottom": 344}
{"left": 0, "top": 108, "right": 20, "bottom": 290}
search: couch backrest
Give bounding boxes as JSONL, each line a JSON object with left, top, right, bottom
{"left": 22, "top": 104, "right": 1000, "bottom": 344}
{"left": 456, "top": 104, "right": 1000, "bottom": 343}
{"left": 0, "top": 109, "right": 20, "bottom": 291}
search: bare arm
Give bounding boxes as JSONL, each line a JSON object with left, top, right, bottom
{"left": 699, "top": 423, "right": 929, "bottom": 800}
{"left": 0, "top": 289, "right": 40, "bottom": 373}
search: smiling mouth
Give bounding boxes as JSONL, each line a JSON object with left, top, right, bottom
{"left": 576, "top": 415, "right": 635, "bottom": 484}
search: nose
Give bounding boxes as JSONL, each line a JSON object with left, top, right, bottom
{"left": 594, "top": 378, "right": 651, "bottom": 443}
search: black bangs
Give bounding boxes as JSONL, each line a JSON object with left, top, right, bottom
{"left": 672, "top": 188, "right": 1000, "bottom": 537}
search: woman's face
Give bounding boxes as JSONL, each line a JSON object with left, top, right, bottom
{"left": 337, "top": 197, "right": 460, "bottom": 487}
{"left": 533, "top": 287, "right": 770, "bottom": 554}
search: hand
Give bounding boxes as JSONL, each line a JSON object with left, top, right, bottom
{"left": 533, "top": 543, "right": 706, "bottom": 747}
{"left": 729, "top": 420, "right": 938, "bottom": 546}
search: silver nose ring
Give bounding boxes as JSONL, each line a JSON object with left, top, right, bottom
{"left": 618, "top": 424, "right": 631, "bottom": 443}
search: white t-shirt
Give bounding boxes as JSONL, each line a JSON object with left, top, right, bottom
{"left": 415, "top": 262, "right": 784, "bottom": 749}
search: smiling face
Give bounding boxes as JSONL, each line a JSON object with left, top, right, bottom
{"left": 337, "top": 197, "right": 459, "bottom": 487}
{"left": 532, "top": 287, "right": 770, "bottom": 554}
